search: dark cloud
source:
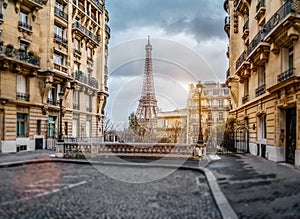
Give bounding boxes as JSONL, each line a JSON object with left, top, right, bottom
{"left": 106, "top": 0, "right": 226, "bottom": 42}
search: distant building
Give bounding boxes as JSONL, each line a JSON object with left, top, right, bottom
{"left": 156, "top": 109, "right": 187, "bottom": 143}
{"left": 186, "top": 81, "right": 231, "bottom": 145}
{"left": 0, "top": 0, "right": 110, "bottom": 152}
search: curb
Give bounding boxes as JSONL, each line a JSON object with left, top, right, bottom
{"left": 0, "top": 157, "right": 237, "bottom": 219}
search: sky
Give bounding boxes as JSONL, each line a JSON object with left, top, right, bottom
{"left": 105, "top": 0, "right": 228, "bottom": 125}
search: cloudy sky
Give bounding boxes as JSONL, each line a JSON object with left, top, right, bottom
{"left": 105, "top": 0, "right": 228, "bottom": 125}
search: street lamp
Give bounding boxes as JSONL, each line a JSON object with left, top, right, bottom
{"left": 196, "top": 81, "right": 204, "bottom": 145}
{"left": 58, "top": 91, "right": 64, "bottom": 142}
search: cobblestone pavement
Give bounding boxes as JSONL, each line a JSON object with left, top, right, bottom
{"left": 0, "top": 162, "right": 221, "bottom": 218}
{"left": 206, "top": 154, "right": 300, "bottom": 218}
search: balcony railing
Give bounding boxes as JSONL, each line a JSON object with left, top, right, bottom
{"left": 93, "top": 0, "right": 103, "bottom": 10}
{"left": 47, "top": 98, "right": 60, "bottom": 106}
{"left": 73, "top": 21, "right": 99, "bottom": 44}
{"left": 247, "top": 30, "right": 265, "bottom": 56}
{"left": 236, "top": 51, "right": 247, "bottom": 70}
{"left": 243, "top": 18, "right": 249, "bottom": 33}
{"left": 256, "top": 0, "right": 265, "bottom": 12}
{"left": 16, "top": 92, "right": 30, "bottom": 101}
{"left": 18, "top": 21, "right": 32, "bottom": 31}
{"left": 105, "top": 24, "right": 111, "bottom": 34}
{"left": 242, "top": 95, "right": 249, "bottom": 104}
{"left": 54, "top": 33, "right": 68, "bottom": 45}
{"left": 278, "top": 68, "right": 295, "bottom": 83}
{"left": 54, "top": 63, "right": 68, "bottom": 73}
{"left": 255, "top": 84, "right": 266, "bottom": 97}
{"left": 74, "top": 71, "right": 99, "bottom": 89}
{"left": 74, "top": 48, "right": 82, "bottom": 56}
{"left": 264, "top": 0, "right": 300, "bottom": 36}
{"left": 54, "top": 7, "right": 68, "bottom": 21}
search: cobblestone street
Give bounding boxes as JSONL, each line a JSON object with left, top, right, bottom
{"left": 0, "top": 162, "right": 221, "bottom": 218}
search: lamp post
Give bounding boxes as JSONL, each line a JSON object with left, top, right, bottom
{"left": 196, "top": 81, "right": 204, "bottom": 145}
{"left": 58, "top": 91, "right": 64, "bottom": 142}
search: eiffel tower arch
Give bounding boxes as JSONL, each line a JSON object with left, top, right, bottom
{"left": 136, "top": 36, "right": 158, "bottom": 135}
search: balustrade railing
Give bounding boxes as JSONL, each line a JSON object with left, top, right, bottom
{"left": 255, "top": 84, "right": 266, "bottom": 97}
{"left": 278, "top": 68, "right": 295, "bottom": 83}
{"left": 54, "top": 7, "right": 68, "bottom": 20}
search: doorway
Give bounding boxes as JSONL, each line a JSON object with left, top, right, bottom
{"left": 286, "top": 108, "right": 296, "bottom": 164}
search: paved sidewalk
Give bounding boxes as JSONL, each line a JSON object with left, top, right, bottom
{"left": 0, "top": 150, "right": 54, "bottom": 164}
{"left": 206, "top": 154, "right": 300, "bottom": 218}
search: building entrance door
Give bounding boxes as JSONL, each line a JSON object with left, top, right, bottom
{"left": 286, "top": 108, "right": 296, "bottom": 164}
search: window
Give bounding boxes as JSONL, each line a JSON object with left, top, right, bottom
{"left": 20, "top": 11, "right": 29, "bottom": 24}
{"left": 64, "top": 122, "right": 68, "bottom": 136}
{"left": 54, "top": 53, "right": 65, "bottom": 66}
{"left": 54, "top": 25, "right": 66, "bottom": 39}
{"left": 72, "top": 119, "right": 78, "bottom": 137}
{"left": 224, "top": 88, "right": 229, "bottom": 95}
{"left": 258, "top": 66, "right": 265, "bottom": 87}
{"left": 73, "top": 90, "right": 80, "bottom": 110}
{"left": 48, "top": 116, "right": 56, "bottom": 138}
{"left": 17, "top": 75, "right": 26, "bottom": 95}
{"left": 48, "top": 84, "right": 61, "bottom": 105}
{"left": 87, "top": 47, "right": 92, "bottom": 59}
{"left": 86, "top": 120, "right": 91, "bottom": 137}
{"left": 208, "top": 111, "right": 212, "bottom": 121}
{"left": 74, "top": 39, "right": 79, "bottom": 50}
{"left": 164, "top": 120, "right": 168, "bottom": 127}
{"left": 86, "top": 95, "right": 92, "bottom": 112}
{"left": 37, "top": 120, "right": 41, "bottom": 135}
{"left": 259, "top": 114, "right": 267, "bottom": 140}
{"left": 74, "top": 62, "right": 79, "bottom": 72}
{"left": 213, "top": 89, "right": 219, "bottom": 95}
{"left": 55, "top": 1, "right": 63, "bottom": 10}
{"left": 17, "top": 113, "right": 27, "bottom": 137}
{"left": 218, "top": 112, "right": 224, "bottom": 121}
{"left": 244, "top": 79, "right": 249, "bottom": 96}
{"left": 19, "top": 41, "right": 29, "bottom": 53}
{"left": 218, "top": 99, "right": 223, "bottom": 107}
{"left": 288, "top": 46, "right": 293, "bottom": 69}
{"left": 282, "top": 46, "right": 294, "bottom": 71}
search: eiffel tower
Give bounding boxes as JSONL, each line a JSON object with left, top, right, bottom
{"left": 136, "top": 36, "right": 158, "bottom": 134}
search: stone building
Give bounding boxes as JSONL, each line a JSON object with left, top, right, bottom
{"left": 186, "top": 81, "right": 231, "bottom": 146}
{"left": 0, "top": 0, "right": 109, "bottom": 152}
{"left": 224, "top": 0, "right": 300, "bottom": 166}
{"left": 156, "top": 109, "right": 187, "bottom": 143}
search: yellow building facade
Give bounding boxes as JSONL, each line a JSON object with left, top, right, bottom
{"left": 225, "top": 0, "right": 300, "bottom": 166}
{"left": 0, "top": 0, "right": 109, "bottom": 152}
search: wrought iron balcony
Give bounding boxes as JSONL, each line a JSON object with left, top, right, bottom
{"left": 47, "top": 98, "right": 60, "bottom": 106}
{"left": 88, "top": 75, "right": 99, "bottom": 88}
{"left": 255, "top": 84, "right": 266, "bottom": 97}
{"left": 93, "top": 0, "right": 103, "bottom": 10}
{"left": 264, "top": 0, "right": 300, "bottom": 37}
{"left": 278, "top": 68, "right": 295, "bottom": 83}
{"left": 243, "top": 18, "right": 249, "bottom": 33}
{"left": 16, "top": 50, "right": 41, "bottom": 67}
{"left": 16, "top": 92, "right": 30, "bottom": 101}
{"left": 73, "top": 21, "right": 99, "bottom": 44}
{"left": 247, "top": 30, "right": 265, "bottom": 56}
{"left": 74, "top": 70, "right": 99, "bottom": 89}
{"left": 18, "top": 21, "right": 32, "bottom": 31}
{"left": 242, "top": 95, "right": 249, "bottom": 104}
{"left": 54, "top": 33, "right": 68, "bottom": 45}
{"left": 54, "top": 7, "right": 68, "bottom": 21}
{"left": 236, "top": 51, "right": 247, "bottom": 70}
{"left": 256, "top": 0, "right": 265, "bottom": 13}
{"left": 224, "top": 16, "right": 230, "bottom": 36}
{"left": 105, "top": 24, "right": 110, "bottom": 34}
{"left": 74, "top": 48, "right": 81, "bottom": 56}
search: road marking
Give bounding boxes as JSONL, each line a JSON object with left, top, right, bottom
{"left": 208, "top": 155, "right": 221, "bottom": 160}
{"left": 0, "top": 181, "right": 87, "bottom": 206}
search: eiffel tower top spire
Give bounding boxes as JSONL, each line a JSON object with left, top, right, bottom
{"left": 136, "top": 36, "right": 158, "bottom": 131}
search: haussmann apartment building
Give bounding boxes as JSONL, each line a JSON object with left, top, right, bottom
{"left": 224, "top": 0, "right": 300, "bottom": 166}
{"left": 0, "top": 0, "right": 110, "bottom": 152}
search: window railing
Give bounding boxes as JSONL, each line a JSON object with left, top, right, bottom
{"left": 47, "top": 98, "right": 60, "bottom": 106}
{"left": 74, "top": 48, "right": 81, "bottom": 56}
{"left": 256, "top": 0, "right": 265, "bottom": 12}
{"left": 54, "top": 33, "right": 68, "bottom": 45}
{"left": 18, "top": 21, "right": 32, "bottom": 31}
{"left": 74, "top": 70, "right": 98, "bottom": 89}
{"left": 236, "top": 51, "right": 247, "bottom": 70}
{"left": 93, "top": 0, "right": 103, "bottom": 10}
{"left": 54, "top": 7, "right": 68, "bottom": 21}
{"left": 247, "top": 30, "right": 265, "bottom": 56}
{"left": 243, "top": 18, "right": 249, "bottom": 33}
{"left": 278, "top": 68, "right": 295, "bottom": 83}
{"left": 264, "top": 0, "right": 300, "bottom": 36}
{"left": 242, "top": 95, "right": 249, "bottom": 104}
{"left": 255, "top": 84, "right": 266, "bottom": 97}
{"left": 224, "top": 16, "right": 230, "bottom": 25}
{"left": 16, "top": 92, "right": 30, "bottom": 101}
{"left": 73, "top": 21, "right": 99, "bottom": 43}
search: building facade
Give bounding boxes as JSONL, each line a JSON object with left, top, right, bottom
{"left": 0, "top": 0, "right": 109, "bottom": 152}
{"left": 224, "top": 0, "right": 300, "bottom": 166}
{"left": 156, "top": 109, "right": 187, "bottom": 143}
{"left": 186, "top": 81, "right": 231, "bottom": 146}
